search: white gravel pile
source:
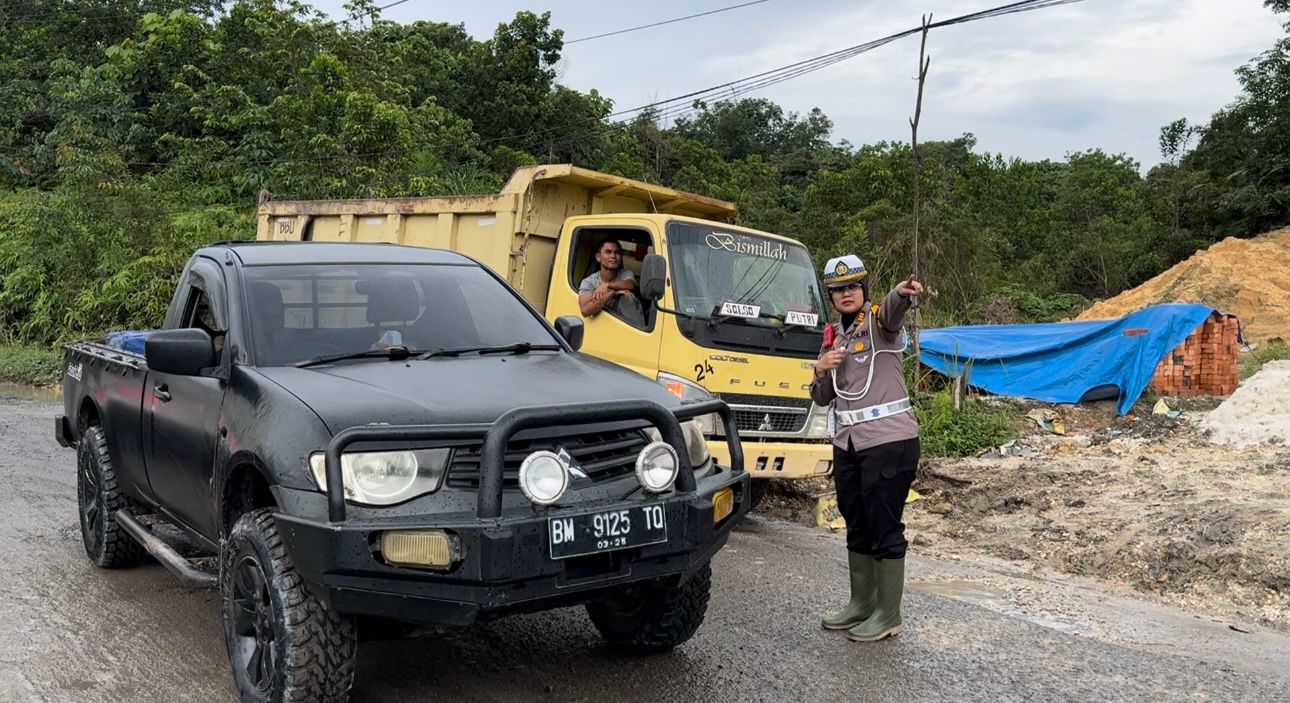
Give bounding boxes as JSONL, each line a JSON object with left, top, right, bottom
{"left": 1201, "top": 360, "right": 1290, "bottom": 446}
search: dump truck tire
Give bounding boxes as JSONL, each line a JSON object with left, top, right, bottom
{"left": 77, "top": 425, "right": 148, "bottom": 568}
{"left": 586, "top": 562, "right": 711, "bottom": 653}
{"left": 221, "top": 509, "right": 357, "bottom": 703}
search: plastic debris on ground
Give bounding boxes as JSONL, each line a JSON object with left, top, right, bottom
{"left": 978, "top": 439, "right": 1039, "bottom": 459}
{"left": 813, "top": 495, "right": 847, "bottom": 532}
{"left": 1152, "top": 398, "right": 1182, "bottom": 418}
{"left": 813, "top": 490, "right": 926, "bottom": 531}
{"left": 1025, "top": 408, "right": 1067, "bottom": 435}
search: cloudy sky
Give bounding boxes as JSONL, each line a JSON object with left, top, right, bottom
{"left": 311, "top": 0, "right": 1285, "bottom": 169}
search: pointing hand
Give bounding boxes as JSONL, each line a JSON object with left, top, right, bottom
{"left": 897, "top": 275, "right": 924, "bottom": 298}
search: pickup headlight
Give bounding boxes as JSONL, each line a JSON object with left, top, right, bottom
{"left": 309, "top": 449, "right": 451, "bottom": 506}
{"left": 657, "top": 372, "right": 722, "bottom": 435}
{"left": 645, "top": 420, "right": 711, "bottom": 469}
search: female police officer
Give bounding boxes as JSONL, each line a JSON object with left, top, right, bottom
{"left": 809, "top": 255, "right": 923, "bottom": 642}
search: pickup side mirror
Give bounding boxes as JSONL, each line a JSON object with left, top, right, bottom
{"left": 146, "top": 329, "right": 216, "bottom": 376}
{"left": 553, "top": 316, "right": 584, "bottom": 351}
{"left": 640, "top": 254, "right": 666, "bottom": 301}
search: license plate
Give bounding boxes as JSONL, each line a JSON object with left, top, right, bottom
{"left": 720, "top": 301, "right": 761, "bottom": 319}
{"left": 548, "top": 504, "right": 668, "bottom": 559}
{"left": 785, "top": 310, "right": 819, "bottom": 327}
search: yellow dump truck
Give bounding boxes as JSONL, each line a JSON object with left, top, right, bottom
{"left": 257, "top": 164, "right": 834, "bottom": 494}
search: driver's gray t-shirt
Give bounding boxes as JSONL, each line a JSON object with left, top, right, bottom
{"left": 579, "top": 268, "right": 644, "bottom": 325}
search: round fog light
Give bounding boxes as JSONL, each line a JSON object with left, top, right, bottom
{"left": 518, "top": 450, "right": 569, "bottom": 505}
{"left": 636, "top": 441, "right": 679, "bottom": 493}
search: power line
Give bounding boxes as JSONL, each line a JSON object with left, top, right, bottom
{"left": 565, "top": 0, "right": 775, "bottom": 44}
{"left": 610, "top": 0, "right": 1084, "bottom": 123}
{"left": 180, "top": 0, "right": 1082, "bottom": 167}
{"left": 82, "top": 0, "right": 1080, "bottom": 203}
{"left": 482, "top": 0, "right": 1088, "bottom": 159}
{"left": 365, "top": 0, "right": 413, "bottom": 17}
{"left": 12, "top": 0, "right": 1083, "bottom": 176}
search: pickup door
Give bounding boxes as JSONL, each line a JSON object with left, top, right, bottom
{"left": 142, "top": 257, "right": 228, "bottom": 538}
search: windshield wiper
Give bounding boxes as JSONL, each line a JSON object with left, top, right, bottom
{"left": 293, "top": 345, "right": 428, "bottom": 368}
{"left": 417, "top": 343, "right": 561, "bottom": 360}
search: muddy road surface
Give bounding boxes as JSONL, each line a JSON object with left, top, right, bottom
{"left": 2, "top": 393, "right": 1288, "bottom": 702}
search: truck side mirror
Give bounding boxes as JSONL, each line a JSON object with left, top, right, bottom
{"left": 640, "top": 254, "right": 666, "bottom": 301}
{"left": 146, "top": 329, "right": 217, "bottom": 376}
{"left": 553, "top": 316, "right": 584, "bottom": 351}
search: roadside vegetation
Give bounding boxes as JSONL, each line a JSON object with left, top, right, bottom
{"left": 0, "top": 344, "right": 61, "bottom": 386}
{"left": 1239, "top": 341, "right": 1290, "bottom": 381}
{"left": 914, "top": 389, "right": 1017, "bottom": 458}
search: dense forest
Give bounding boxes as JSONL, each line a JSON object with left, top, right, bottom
{"left": 3, "top": 0, "right": 1290, "bottom": 346}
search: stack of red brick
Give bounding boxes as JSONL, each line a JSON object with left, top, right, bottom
{"left": 1149, "top": 313, "right": 1239, "bottom": 396}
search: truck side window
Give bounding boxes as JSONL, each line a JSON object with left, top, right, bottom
{"left": 569, "top": 228, "right": 655, "bottom": 331}
{"left": 180, "top": 286, "right": 225, "bottom": 360}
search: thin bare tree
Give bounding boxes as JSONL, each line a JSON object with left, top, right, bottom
{"left": 909, "top": 14, "right": 932, "bottom": 370}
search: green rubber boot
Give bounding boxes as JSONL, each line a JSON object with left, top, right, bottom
{"left": 846, "top": 557, "right": 904, "bottom": 642}
{"left": 821, "top": 551, "right": 876, "bottom": 630}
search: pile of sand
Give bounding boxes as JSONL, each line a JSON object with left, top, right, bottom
{"left": 1200, "top": 360, "right": 1290, "bottom": 446}
{"left": 1077, "top": 229, "right": 1290, "bottom": 343}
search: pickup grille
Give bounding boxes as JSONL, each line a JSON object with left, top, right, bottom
{"left": 446, "top": 428, "right": 647, "bottom": 488}
{"left": 716, "top": 393, "right": 812, "bottom": 434}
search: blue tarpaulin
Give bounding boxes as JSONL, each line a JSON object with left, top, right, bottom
{"left": 104, "top": 330, "right": 152, "bottom": 356}
{"left": 918, "top": 303, "right": 1215, "bottom": 415}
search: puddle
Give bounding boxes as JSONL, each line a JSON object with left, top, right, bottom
{"left": 910, "top": 579, "right": 1086, "bottom": 634}
{"left": 0, "top": 382, "right": 60, "bottom": 402}
{"left": 910, "top": 579, "right": 1007, "bottom": 606}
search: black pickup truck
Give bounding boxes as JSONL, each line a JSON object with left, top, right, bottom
{"left": 57, "top": 242, "right": 749, "bottom": 703}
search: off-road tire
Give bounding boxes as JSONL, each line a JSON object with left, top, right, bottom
{"left": 221, "top": 509, "right": 357, "bottom": 703}
{"left": 586, "top": 562, "right": 712, "bottom": 653}
{"left": 77, "top": 425, "right": 148, "bottom": 568}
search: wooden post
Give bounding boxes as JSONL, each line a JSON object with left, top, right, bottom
{"left": 909, "top": 14, "right": 932, "bottom": 364}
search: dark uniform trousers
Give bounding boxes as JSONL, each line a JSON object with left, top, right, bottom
{"left": 832, "top": 437, "right": 920, "bottom": 560}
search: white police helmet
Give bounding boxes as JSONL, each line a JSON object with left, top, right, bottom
{"left": 821, "top": 255, "right": 867, "bottom": 289}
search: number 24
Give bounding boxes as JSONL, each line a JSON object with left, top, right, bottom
{"left": 694, "top": 361, "right": 714, "bottom": 382}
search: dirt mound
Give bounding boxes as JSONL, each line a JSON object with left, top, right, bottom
{"left": 1201, "top": 360, "right": 1290, "bottom": 446}
{"left": 909, "top": 438, "right": 1290, "bottom": 630}
{"left": 1077, "top": 228, "right": 1290, "bottom": 342}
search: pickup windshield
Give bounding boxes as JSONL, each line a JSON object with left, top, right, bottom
{"left": 667, "top": 222, "right": 826, "bottom": 329}
{"left": 242, "top": 263, "right": 558, "bottom": 367}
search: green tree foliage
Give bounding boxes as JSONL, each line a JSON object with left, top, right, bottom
{"left": 1, "top": 0, "right": 1287, "bottom": 346}
{"left": 1153, "top": 0, "right": 1290, "bottom": 240}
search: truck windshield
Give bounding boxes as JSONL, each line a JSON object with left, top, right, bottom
{"left": 667, "top": 222, "right": 826, "bottom": 329}
{"left": 242, "top": 264, "right": 558, "bottom": 367}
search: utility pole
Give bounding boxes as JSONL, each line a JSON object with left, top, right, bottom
{"left": 909, "top": 14, "right": 931, "bottom": 368}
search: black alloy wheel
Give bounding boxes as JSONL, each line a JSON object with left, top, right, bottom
{"left": 76, "top": 425, "right": 147, "bottom": 567}
{"left": 230, "top": 552, "right": 278, "bottom": 694}
{"left": 221, "top": 509, "right": 356, "bottom": 703}
{"left": 77, "top": 443, "right": 103, "bottom": 557}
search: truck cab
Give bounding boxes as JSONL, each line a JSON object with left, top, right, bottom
{"left": 545, "top": 214, "right": 833, "bottom": 477}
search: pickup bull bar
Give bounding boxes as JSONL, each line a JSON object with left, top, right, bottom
{"left": 323, "top": 399, "right": 742, "bottom": 523}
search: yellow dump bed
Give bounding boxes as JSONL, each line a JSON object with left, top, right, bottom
{"left": 256, "top": 165, "right": 736, "bottom": 309}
